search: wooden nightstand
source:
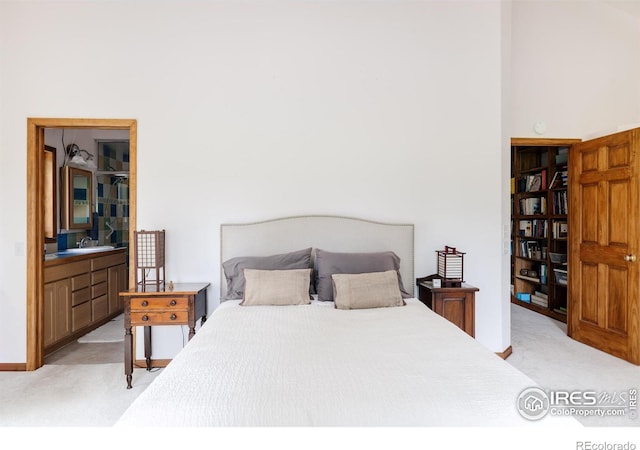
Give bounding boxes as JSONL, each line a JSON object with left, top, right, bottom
{"left": 120, "top": 282, "right": 209, "bottom": 388}
{"left": 416, "top": 276, "right": 478, "bottom": 337}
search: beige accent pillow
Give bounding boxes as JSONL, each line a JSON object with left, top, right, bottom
{"left": 241, "top": 268, "right": 312, "bottom": 306}
{"left": 332, "top": 270, "right": 405, "bottom": 310}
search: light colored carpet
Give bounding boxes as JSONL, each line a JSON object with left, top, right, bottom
{"left": 0, "top": 362, "right": 160, "bottom": 427}
{"left": 77, "top": 315, "right": 124, "bottom": 344}
{"left": 507, "top": 303, "right": 640, "bottom": 427}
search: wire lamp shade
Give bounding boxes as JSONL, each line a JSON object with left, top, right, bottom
{"left": 436, "top": 246, "right": 465, "bottom": 287}
{"left": 134, "top": 230, "right": 165, "bottom": 288}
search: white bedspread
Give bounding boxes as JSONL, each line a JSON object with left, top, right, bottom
{"left": 116, "top": 299, "right": 578, "bottom": 427}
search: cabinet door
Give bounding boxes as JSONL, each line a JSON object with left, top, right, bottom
{"left": 434, "top": 291, "right": 475, "bottom": 337}
{"left": 44, "top": 279, "right": 72, "bottom": 347}
{"left": 54, "top": 279, "right": 72, "bottom": 341}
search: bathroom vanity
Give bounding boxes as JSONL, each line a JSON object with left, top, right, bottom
{"left": 43, "top": 247, "right": 127, "bottom": 354}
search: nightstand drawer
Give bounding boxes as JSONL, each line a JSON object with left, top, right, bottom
{"left": 130, "top": 310, "right": 188, "bottom": 325}
{"left": 130, "top": 297, "right": 188, "bottom": 310}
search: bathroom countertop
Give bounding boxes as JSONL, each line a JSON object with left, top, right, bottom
{"left": 44, "top": 247, "right": 127, "bottom": 267}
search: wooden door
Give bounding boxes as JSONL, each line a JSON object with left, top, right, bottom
{"left": 568, "top": 128, "right": 640, "bottom": 364}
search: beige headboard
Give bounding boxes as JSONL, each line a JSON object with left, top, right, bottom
{"left": 220, "top": 215, "right": 414, "bottom": 299}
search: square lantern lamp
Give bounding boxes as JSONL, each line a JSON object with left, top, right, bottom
{"left": 134, "top": 230, "right": 165, "bottom": 288}
{"left": 436, "top": 246, "right": 465, "bottom": 287}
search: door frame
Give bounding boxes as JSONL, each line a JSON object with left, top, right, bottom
{"left": 26, "top": 118, "right": 137, "bottom": 371}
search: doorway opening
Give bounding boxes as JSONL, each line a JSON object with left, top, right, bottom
{"left": 26, "top": 118, "right": 137, "bottom": 371}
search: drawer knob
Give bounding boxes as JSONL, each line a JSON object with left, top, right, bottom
{"left": 141, "top": 301, "right": 148, "bottom": 307}
{"left": 142, "top": 315, "right": 149, "bottom": 321}
{"left": 170, "top": 300, "right": 177, "bottom": 306}
{"left": 170, "top": 314, "right": 177, "bottom": 320}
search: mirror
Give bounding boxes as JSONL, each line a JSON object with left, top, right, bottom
{"left": 44, "top": 145, "right": 57, "bottom": 241}
{"left": 61, "top": 166, "right": 93, "bottom": 230}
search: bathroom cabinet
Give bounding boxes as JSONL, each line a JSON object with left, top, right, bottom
{"left": 44, "top": 248, "right": 127, "bottom": 354}
{"left": 60, "top": 166, "right": 93, "bottom": 230}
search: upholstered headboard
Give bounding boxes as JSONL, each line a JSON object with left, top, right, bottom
{"left": 220, "top": 215, "right": 414, "bottom": 299}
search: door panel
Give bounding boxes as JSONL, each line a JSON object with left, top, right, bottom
{"left": 569, "top": 128, "right": 640, "bottom": 364}
{"left": 609, "top": 180, "right": 628, "bottom": 245}
{"left": 580, "top": 262, "right": 598, "bottom": 324}
{"left": 581, "top": 184, "right": 598, "bottom": 242}
{"left": 582, "top": 148, "right": 599, "bottom": 172}
{"left": 609, "top": 142, "right": 630, "bottom": 167}
{"left": 607, "top": 267, "right": 627, "bottom": 333}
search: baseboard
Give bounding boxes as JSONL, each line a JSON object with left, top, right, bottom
{"left": 0, "top": 363, "right": 27, "bottom": 371}
{"left": 134, "top": 358, "right": 171, "bottom": 369}
{"left": 496, "top": 345, "right": 513, "bottom": 360}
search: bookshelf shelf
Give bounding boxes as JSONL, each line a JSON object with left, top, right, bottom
{"left": 510, "top": 139, "right": 577, "bottom": 323}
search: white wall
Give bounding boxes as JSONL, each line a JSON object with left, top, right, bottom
{"left": 511, "top": 0, "right": 640, "bottom": 139}
{"left": 0, "top": 0, "right": 509, "bottom": 362}
{"left": 2, "top": 1, "right": 639, "bottom": 364}
{"left": 12, "top": 0, "right": 629, "bottom": 366}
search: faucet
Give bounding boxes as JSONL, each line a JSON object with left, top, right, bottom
{"left": 79, "top": 236, "right": 92, "bottom": 248}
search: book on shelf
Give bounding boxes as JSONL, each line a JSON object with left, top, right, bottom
{"left": 518, "top": 219, "right": 547, "bottom": 238}
{"left": 526, "top": 173, "right": 542, "bottom": 192}
{"left": 519, "top": 170, "right": 547, "bottom": 193}
{"left": 549, "top": 169, "right": 568, "bottom": 189}
{"left": 552, "top": 190, "right": 568, "bottom": 215}
{"left": 527, "top": 240, "right": 540, "bottom": 258}
{"left": 519, "top": 239, "right": 542, "bottom": 258}
{"left": 531, "top": 295, "right": 548, "bottom": 308}
{"left": 519, "top": 220, "right": 532, "bottom": 237}
{"left": 519, "top": 197, "right": 546, "bottom": 215}
{"left": 533, "top": 290, "right": 548, "bottom": 299}
{"left": 516, "top": 292, "right": 531, "bottom": 303}
{"left": 539, "top": 264, "right": 547, "bottom": 284}
{"left": 552, "top": 220, "right": 568, "bottom": 238}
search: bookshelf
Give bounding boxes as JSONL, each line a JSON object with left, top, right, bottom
{"left": 510, "top": 138, "right": 579, "bottom": 323}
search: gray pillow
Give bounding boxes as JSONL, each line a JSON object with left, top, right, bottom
{"left": 222, "top": 248, "right": 313, "bottom": 300}
{"left": 315, "top": 249, "right": 411, "bottom": 302}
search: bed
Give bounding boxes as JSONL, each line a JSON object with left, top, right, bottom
{"left": 116, "top": 216, "right": 578, "bottom": 427}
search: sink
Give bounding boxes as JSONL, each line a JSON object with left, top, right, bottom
{"left": 62, "top": 246, "right": 116, "bottom": 254}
